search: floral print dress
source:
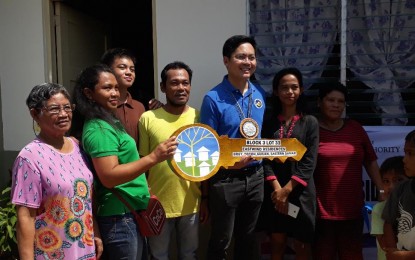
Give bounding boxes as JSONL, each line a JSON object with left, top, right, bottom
{"left": 11, "top": 138, "right": 96, "bottom": 260}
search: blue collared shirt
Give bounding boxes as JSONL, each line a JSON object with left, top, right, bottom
{"left": 200, "top": 75, "right": 266, "bottom": 138}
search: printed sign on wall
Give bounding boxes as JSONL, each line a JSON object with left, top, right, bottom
{"left": 363, "top": 126, "right": 414, "bottom": 202}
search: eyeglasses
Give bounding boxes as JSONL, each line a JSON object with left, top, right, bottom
{"left": 42, "top": 104, "right": 75, "bottom": 115}
{"left": 233, "top": 54, "right": 257, "bottom": 62}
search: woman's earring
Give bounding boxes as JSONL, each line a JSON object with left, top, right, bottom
{"left": 32, "top": 120, "right": 41, "bottom": 136}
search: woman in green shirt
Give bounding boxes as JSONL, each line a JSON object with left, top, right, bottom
{"left": 71, "top": 64, "right": 177, "bottom": 260}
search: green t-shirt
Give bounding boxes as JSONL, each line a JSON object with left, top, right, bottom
{"left": 82, "top": 119, "right": 150, "bottom": 216}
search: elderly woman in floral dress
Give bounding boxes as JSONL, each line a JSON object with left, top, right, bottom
{"left": 11, "top": 83, "right": 102, "bottom": 259}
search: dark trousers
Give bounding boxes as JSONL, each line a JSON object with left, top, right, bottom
{"left": 207, "top": 165, "right": 264, "bottom": 260}
{"left": 313, "top": 218, "right": 364, "bottom": 260}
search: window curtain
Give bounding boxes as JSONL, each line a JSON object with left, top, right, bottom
{"left": 249, "top": 0, "right": 339, "bottom": 94}
{"left": 347, "top": 0, "right": 415, "bottom": 125}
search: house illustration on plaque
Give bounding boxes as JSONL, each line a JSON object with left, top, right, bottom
{"left": 183, "top": 152, "right": 196, "bottom": 167}
{"left": 198, "top": 161, "right": 211, "bottom": 176}
{"left": 174, "top": 148, "right": 182, "bottom": 162}
{"left": 211, "top": 151, "right": 219, "bottom": 165}
{"left": 197, "top": 146, "right": 209, "bottom": 161}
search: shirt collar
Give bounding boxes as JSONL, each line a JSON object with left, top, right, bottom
{"left": 222, "top": 75, "right": 254, "bottom": 97}
{"left": 117, "top": 91, "right": 134, "bottom": 109}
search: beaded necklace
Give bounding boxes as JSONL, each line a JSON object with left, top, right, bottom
{"left": 277, "top": 114, "right": 300, "bottom": 138}
{"left": 230, "top": 90, "right": 253, "bottom": 120}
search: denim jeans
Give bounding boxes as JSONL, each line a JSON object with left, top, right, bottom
{"left": 207, "top": 166, "right": 264, "bottom": 260}
{"left": 148, "top": 213, "right": 199, "bottom": 260}
{"left": 98, "top": 212, "right": 147, "bottom": 260}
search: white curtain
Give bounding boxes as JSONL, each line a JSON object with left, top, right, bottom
{"left": 249, "top": 0, "right": 339, "bottom": 93}
{"left": 347, "top": 0, "right": 415, "bottom": 125}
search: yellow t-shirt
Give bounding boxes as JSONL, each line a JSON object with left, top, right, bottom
{"left": 138, "top": 107, "right": 200, "bottom": 218}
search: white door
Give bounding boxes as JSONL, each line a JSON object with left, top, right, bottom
{"left": 54, "top": 2, "right": 108, "bottom": 93}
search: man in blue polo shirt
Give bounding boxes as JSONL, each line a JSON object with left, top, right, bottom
{"left": 200, "top": 35, "right": 266, "bottom": 260}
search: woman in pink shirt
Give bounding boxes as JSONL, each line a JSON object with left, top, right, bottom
{"left": 11, "top": 83, "right": 103, "bottom": 259}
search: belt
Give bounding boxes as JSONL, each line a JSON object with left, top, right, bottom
{"left": 222, "top": 164, "right": 263, "bottom": 175}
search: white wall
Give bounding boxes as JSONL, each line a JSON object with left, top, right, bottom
{"left": 153, "top": 0, "right": 248, "bottom": 110}
{"left": 0, "top": 0, "right": 47, "bottom": 151}
{"left": 0, "top": 0, "right": 247, "bottom": 151}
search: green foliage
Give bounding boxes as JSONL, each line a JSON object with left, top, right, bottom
{"left": 0, "top": 185, "right": 18, "bottom": 259}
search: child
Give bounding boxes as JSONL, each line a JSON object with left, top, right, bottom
{"left": 370, "top": 156, "right": 407, "bottom": 260}
{"left": 382, "top": 129, "right": 415, "bottom": 259}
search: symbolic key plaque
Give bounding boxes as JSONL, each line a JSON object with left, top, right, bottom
{"left": 169, "top": 123, "right": 307, "bottom": 182}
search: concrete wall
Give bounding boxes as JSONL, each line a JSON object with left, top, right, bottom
{"left": 153, "top": 0, "right": 248, "bottom": 109}
{"left": 0, "top": 0, "right": 47, "bottom": 188}
{"left": 0, "top": 0, "right": 248, "bottom": 189}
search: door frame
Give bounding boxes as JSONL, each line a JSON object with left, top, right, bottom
{"left": 42, "top": 0, "right": 56, "bottom": 84}
{"left": 42, "top": 0, "right": 156, "bottom": 108}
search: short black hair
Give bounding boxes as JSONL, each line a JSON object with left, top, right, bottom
{"left": 160, "top": 61, "right": 193, "bottom": 84}
{"left": 380, "top": 156, "right": 405, "bottom": 177}
{"left": 101, "top": 48, "right": 136, "bottom": 67}
{"left": 319, "top": 82, "right": 348, "bottom": 101}
{"left": 222, "top": 35, "right": 257, "bottom": 58}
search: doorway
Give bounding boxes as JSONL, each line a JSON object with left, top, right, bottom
{"left": 51, "top": 0, "right": 155, "bottom": 108}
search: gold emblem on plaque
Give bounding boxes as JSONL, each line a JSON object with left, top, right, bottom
{"left": 240, "top": 118, "right": 259, "bottom": 139}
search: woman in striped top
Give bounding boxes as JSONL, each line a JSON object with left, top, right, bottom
{"left": 313, "top": 82, "right": 384, "bottom": 260}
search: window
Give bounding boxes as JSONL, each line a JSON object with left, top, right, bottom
{"left": 249, "top": 0, "right": 415, "bottom": 126}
